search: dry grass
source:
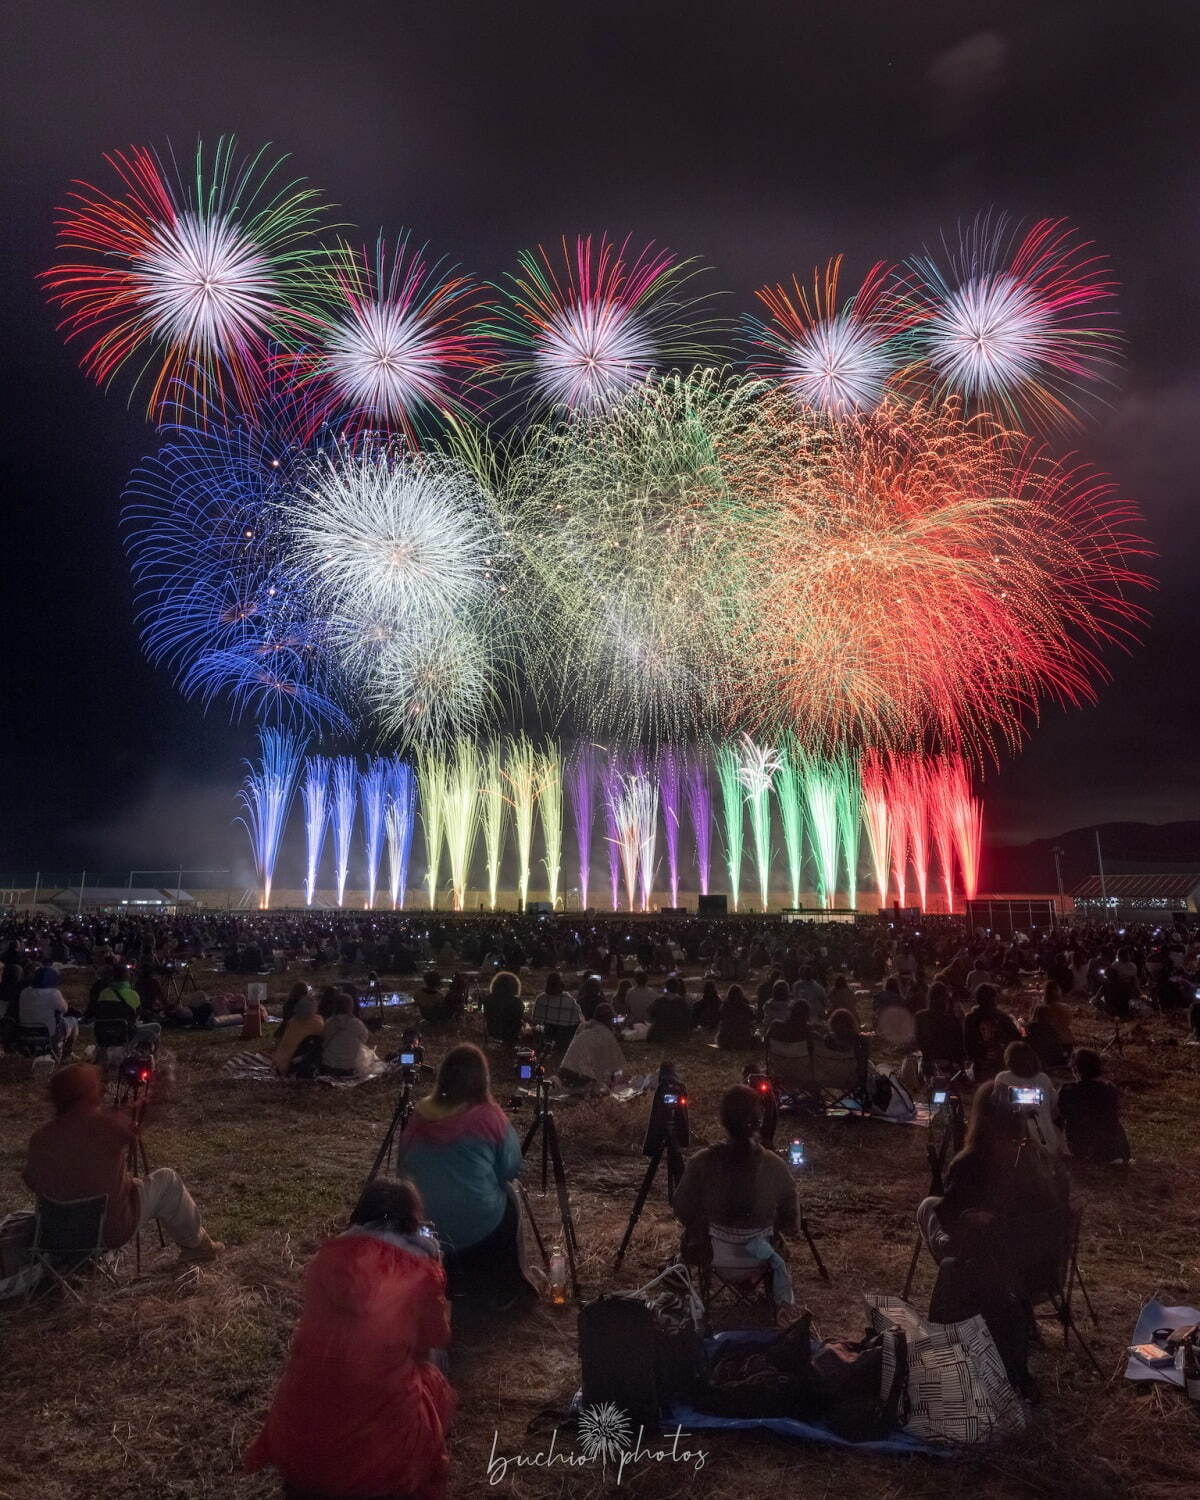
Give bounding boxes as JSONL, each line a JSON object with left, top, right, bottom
{"left": 1, "top": 963, "right": 1198, "bottom": 1500}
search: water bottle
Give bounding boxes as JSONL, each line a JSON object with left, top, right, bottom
{"left": 548, "top": 1245, "right": 569, "bottom": 1305}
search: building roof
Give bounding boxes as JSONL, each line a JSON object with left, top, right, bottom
{"left": 1071, "top": 873, "right": 1200, "bottom": 900}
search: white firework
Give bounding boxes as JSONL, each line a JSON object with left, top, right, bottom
{"left": 534, "top": 298, "right": 656, "bottom": 413}
{"left": 784, "top": 313, "right": 895, "bottom": 415}
{"left": 290, "top": 444, "right": 496, "bottom": 629}
{"left": 577, "top": 1401, "right": 633, "bottom": 1463}
{"left": 135, "top": 210, "right": 276, "bottom": 354}
{"left": 322, "top": 300, "right": 448, "bottom": 422}
{"left": 924, "top": 273, "right": 1050, "bottom": 400}
{"left": 368, "top": 620, "right": 500, "bottom": 746}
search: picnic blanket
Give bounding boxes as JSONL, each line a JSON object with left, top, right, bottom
{"left": 223, "top": 1051, "right": 402, "bottom": 1088}
{"left": 1124, "top": 1298, "right": 1200, "bottom": 1387}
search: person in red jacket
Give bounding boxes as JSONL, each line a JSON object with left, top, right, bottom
{"left": 246, "top": 1176, "right": 454, "bottom": 1500}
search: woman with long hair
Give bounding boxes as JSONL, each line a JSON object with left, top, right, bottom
{"left": 246, "top": 1176, "right": 453, "bottom": 1500}
{"left": 398, "top": 1044, "right": 536, "bottom": 1306}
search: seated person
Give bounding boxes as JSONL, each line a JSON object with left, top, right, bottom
{"left": 18, "top": 966, "right": 78, "bottom": 1055}
{"left": 914, "top": 982, "right": 966, "bottom": 1077}
{"left": 559, "top": 1004, "right": 626, "bottom": 1092}
{"left": 273, "top": 994, "right": 325, "bottom": 1076}
{"left": 692, "top": 979, "right": 722, "bottom": 1031}
{"left": 576, "top": 974, "right": 605, "bottom": 1021}
{"left": 623, "top": 971, "right": 658, "bottom": 1025}
{"left": 1025, "top": 1003, "right": 1069, "bottom": 1073}
{"left": 23, "top": 1063, "right": 221, "bottom": 1264}
{"left": 1040, "top": 980, "right": 1076, "bottom": 1049}
{"left": 764, "top": 1000, "right": 821, "bottom": 1090}
{"left": 320, "top": 992, "right": 373, "bottom": 1077}
{"left": 276, "top": 982, "right": 313, "bottom": 1036}
{"left": 673, "top": 1085, "right": 798, "bottom": 1268}
{"left": 963, "top": 984, "right": 1021, "bottom": 1081}
{"left": 646, "top": 978, "right": 692, "bottom": 1044}
{"left": 994, "top": 1041, "right": 1063, "bottom": 1153}
{"left": 1056, "top": 1048, "right": 1131, "bottom": 1163}
{"left": 483, "top": 971, "right": 524, "bottom": 1047}
{"left": 316, "top": 984, "right": 342, "bottom": 1020}
{"left": 246, "top": 1176, "right": 453, "bottom": 1500}
{"left": 398, "top": 1045, "right": 536, "bottom": 1306}
{"left": 92, "top": 965, "right": 161, "bottom": 1051}
{"left": 809, "top": 1008, "right": 872, "bottom": 1095}
{"left": 761, "top": 979, "right": 794, "bottom": 1029}
{"left": 415, "top": 971, "right": 456, "bottom": 1030}
{"left": 826, "top": 973, "right": 857, "bottom": 1021}
{"left": 715, "top": 985, "right": 758, "bottom": 1051}
{"left": 791, "top": 967, "right": 828, "bottom": 1021}
{"left": 530, "top": 972, "right": 582, "bottom": 1049}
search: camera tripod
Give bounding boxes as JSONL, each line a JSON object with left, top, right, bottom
{"left": 116, "top": 1081, "right": 165, "bottom": 1273}
{"left": 361, "top": 1067, "right": 419, "bottom": 1189}
{"left": 164, "top": 964, "right": 198, "bottom": 1007}
{"left": 1101, "top": 1016, "right": 1125, "bottom": 1055}
{"left": 614, "top": 1111, "right": 686, "bottom": 1268}
{"left": 902, "top": 1090, "right": 965, "bottom": 1300}
{"left": 516, "top": 1074, "right": 580, "bottom": 1300}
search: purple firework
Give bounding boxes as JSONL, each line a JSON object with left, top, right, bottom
{"left": 567, "top": 744, "right": 600, "bottom": 910}
{"left": 658, "top": 748, "right": 683, "bottom": 907}
{"left": 685, "top": 750, "right": 712, "bottom": 896}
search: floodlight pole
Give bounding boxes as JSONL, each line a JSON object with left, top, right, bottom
{"left": 1095, "top": 831, "right": 1107, "bottom": 903}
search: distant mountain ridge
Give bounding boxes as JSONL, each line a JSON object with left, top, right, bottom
{"left": 984, "top": 821, "right": 1200, "bottom": 894}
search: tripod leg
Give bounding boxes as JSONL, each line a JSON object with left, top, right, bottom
{"left": 798, "top": 1213, "right": 830, "bottom": 1283}
{"left": 543, "top": 1115, "right": 580, "bottom": 1299}
{"left": 1073, "top": 1258, "right": 1100, "bottom": 1327}
{"left": 902, "top": 1234, "right": 923, "bottom": 1301}
{"left": 515, "top": 1180, "right": 549, "bottom": 1268}
{"left": 614, "top": 1148, "right": 663, "bottom": 1268}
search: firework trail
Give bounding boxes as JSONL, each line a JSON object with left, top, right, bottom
{"left": 384, "top": 759, "right": 417, "bottom": 909}
{"left": 301, "top": 755, "right": 329, "bottom": 907}
{"left": 860, "top": 750, "right": 892, "bottom": 910}
{"left": 43, "top": 138, "right": 327, "bottom": 421}
{"left": 658, "top": 747, "right": 683, "bottom": 908}
{"left": 800, "top": 755, "right": 840, "bottom": 909}
{"left": 300, "top": 235, "right": 486, "bottom": 441}
{"left": 536, "top": 741, "right": 564, "bottom": 909}
{"left": 715, "top": 741, "right": 745, "bottom": 911}
{"left": 885, "top": 758, "right": 917, "bottom": 910}
{"left": 745, "top": 257, "right": 912, "bottom": 416}
{"left": 416, "top": 745, "right": 448, "bottom": 909}
{"left": 947, "top": 758, "right": 984, "bottom": 901}
{"left": 238, "top": 727, "right": 305, "bottom": 910}
{"left": 775, "top": 736, "right": 807, "bottom": 909}
{"left": 479, "top": 739, "right": 507, "bottom": 911}
{"left": 443, "top": 738, "right": 481, "bottom": 910}
{"left": 737, "top": 735, "right": 780, "bottom": 910}
{"left": 567, "top": 744, "right": 599, "bottom": 910}
{"left": 833, "top": 753, "right": 862, "bottom": 913}
{"left": 601, "top": 753, "right": 624, "bottom": 910}
{"left": 685, "top": 751, "right": 713, "bottom": 897}
{"left": 926, "top": 757, "right": 957, "bottom": 914}
{"left": 479, "top": 233, "right": 720, "bottom": 416}
{"left": 902, "top": 758, "right": 932, "bottom": 912}
{"left": 330, "top": 756, "right": 357, "bottom": 908}
{"left": 505, "top": 735, "right": 538, "bottom": 910}
{"left": 358, "top": 758, "right": 389, "bottom": 909}
{"left": 904, "top": 215, "right": 1119, "bottom": 431}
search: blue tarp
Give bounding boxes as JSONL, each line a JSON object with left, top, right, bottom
{"left": 663, "top": 1329, "right": 950, "bottom": 1458}
{"left": 1124, "top": 1299, "right": 1200, "bottom": 1387}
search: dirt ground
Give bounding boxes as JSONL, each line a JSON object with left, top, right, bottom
{"left": 0, "top": 961, "right": 1197, "bottom": 1500}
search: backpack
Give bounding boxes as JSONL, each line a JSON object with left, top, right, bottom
{"left": 578, "top": 1296, "right": 662, "bottom": 1433}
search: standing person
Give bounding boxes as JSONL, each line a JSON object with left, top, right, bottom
{"left": 246, "top": 1177, "right": 453, "bottom": 1500}
{"left": 18, "top": 966, "right": 78, "bottom": 1055}
{"left": 398, "top": 1045, "right": 536, "bottom": 1307}
{"left": 23, "top": 1064, "right": 221, "bottom": 1263}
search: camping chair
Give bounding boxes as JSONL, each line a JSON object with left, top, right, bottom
{"left": 12, "top": 1023, "right": 61, "bottom": 1060}
{"left": 804, "top": 1039, "right": 873, "bottom": 1118}
{"left": 93, "top": 1012, "right": 136, "bottom": 1064}
{"left": 29, "top": 1195, "right": 119, "bottom": 1301}
{"left": 1024, "top": 1203, "right": 1103, "bottom": 1375}
{"left": 699, "top": 1224, "right": 789, "bottom": 1320}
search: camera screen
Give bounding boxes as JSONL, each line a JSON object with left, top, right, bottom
{"left": 400, "top": 1052, "right": 416, "bottom": 1066}
{"left": 931, "top": 1090, "right": 948, "bottom": 1107}
{"left": 661, "top": 1092, "right": 679, "bottom": 1105}
{"left": 1013, "top": 1086, "right": 1043, "bottom": 1106}
{"left": 518, "top": 1064, "right": 534, "bottom": 1080}
{"left": 788, "top": 1141, "right": 805, "bottom": 1167}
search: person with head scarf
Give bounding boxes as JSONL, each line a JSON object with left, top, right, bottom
{"left": 23, "top": 1063, "right": 222, "bottom": 1262}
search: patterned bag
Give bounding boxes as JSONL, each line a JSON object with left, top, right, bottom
{"left": 864, "top": 1294, "right": 1026, "bottom": 1446}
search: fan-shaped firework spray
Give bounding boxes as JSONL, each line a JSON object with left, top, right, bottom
{"left": 443, "top": 739, "right": 481, "bottom": 911}
{"left": 737, "top": 736, "right": 780, "bottom": 911}
{"left": 330, "top": 757, "right": 357, "bottom": 909}
{"left": 43, "top": 138, "right": 327, "bottom": 421}
{"left": 537, "top": 741, "right": 563, "bottom": 909}
{"left": 658, "top": 748, "right": 683, "bottom": 908}
{"left": 685, "top": 751, "right": 713, "bottom": 897}
{"left": 775, "top": 736, "right": 806, "bottom": 909}
{"left": 384, "top": 760, "right": 416, "bottom": 909}
{"left": 479, "top": 233, "right": 720, "bottom": 416}
{"left": 301, "top": 755, "right": 329, "bottom": 907}
{"left": 239, "top": 727, "right": 305, "bottom": 910}
{"left": 567, "top": 744, "right": 599, "bottom": 910}
{"left": 505, "top": 735, "right": 538, "bottom": 910}
{"left": 416, "top": 745, "right": 448, "bottom": 909}
{"left": 479, "top": 739, "right": 507, "bottom": 911}
{"left": 715, "top": 742, "right": 745, "bottom": 912}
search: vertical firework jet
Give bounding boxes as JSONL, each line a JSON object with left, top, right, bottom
{"left": 601, "top": 753, "right": 624, "bottom": 911}
{"left": 443, "top": 739, "right": 481, "bottom": 911}
{"left": 567, "top": 744, "right": 599, "bottom": 910}
{"left": 801, "top": 754, "right": 840, "bottom": 909}
{"left": 330, "top": 757, "right": 357, "bottom": 909}
{"left": 775, "top": 736, "right": 807, "bottom": 909}
{"left": 860, "top": 751, "right": 892, "bottom": 911}
{"left": 301, "top": 756, "right": 330, "bottom": 907}
{"left": 537, "top": 741, "right": 564, "bottom": 909}
{"left": 416, "top": 745, "right": 448, "bottom": 910}
{"left": 239, "top": 728, "right": 305, "bottom": 910}
{"left": 359, "top": 758, "right": 388, "bottom": 909}
{"left": 658, "top": 747, "right": 683, "bottom": 908}
{"left": 715, "top": 742, "right": 745, "bottom": 912}
{"left": 384, "top": 760, "right": 416, "bottom": 909}
{"left": 685, "top": 751, "right": 713, "bottom": 898}
{"left": 479, "top": 739, "right": 507, "bottom": 911}
{"left": 737, "top": 736, "right": 780, "bottom": 911}
{"left": 833, "top": 754, "right": 862, "bottom": 912}
{"left": 505, "top": 735, "right": 538, "bottom": 910}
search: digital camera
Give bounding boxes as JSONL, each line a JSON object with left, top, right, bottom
{"left": 514, "top": 1047, "right": 542, "bottom": 1084}
{"left": 788, "top": 1139, "right": 806, "bottom": 1168}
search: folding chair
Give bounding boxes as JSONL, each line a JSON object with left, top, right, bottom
{"left": 698, "top": 1224, "right": 788, "bottom": 1321}
{"left": 28, "top": 1195, "right": 119, "bottom": 1301}
{"left": 12, "top": 1024, "right": 61, "bottom": 1060}
{"left": 804, "top": 1040, "right": 873, "bottom": 1118}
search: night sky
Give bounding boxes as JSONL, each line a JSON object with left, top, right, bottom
{"left": 2, "top": 1, "right": 1198, "bottom": 879}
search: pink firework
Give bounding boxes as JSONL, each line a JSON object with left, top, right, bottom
{"left": 478, "top": 233, "right": 720, "bottom": 414}
{"left": 42, "top": 139, "right": 327, "bottom": 422}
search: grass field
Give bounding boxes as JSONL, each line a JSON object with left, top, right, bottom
{"left": 0, "top": 963, "right": 1197, "bottom": 1500}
